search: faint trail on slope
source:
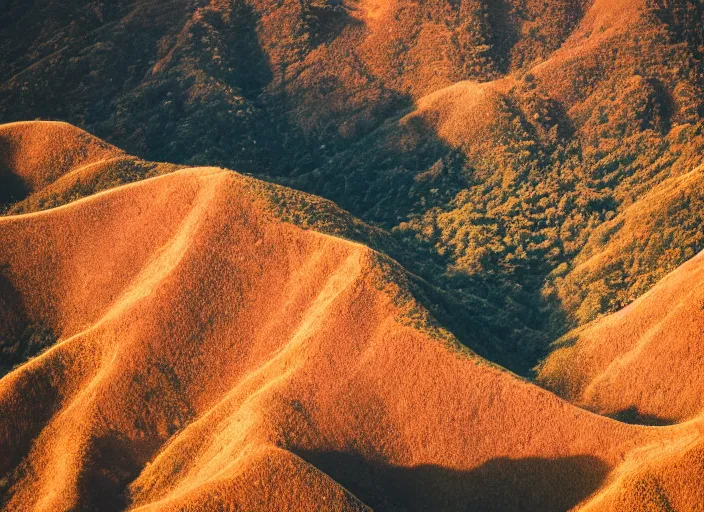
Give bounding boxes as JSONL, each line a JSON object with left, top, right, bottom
{"left": 1, "top": 170, "right": 227, "bottom": 512}
{"left": 129, "top": 248, "right": 364, "bottom": 509}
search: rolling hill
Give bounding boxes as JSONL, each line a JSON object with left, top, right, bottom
{"left": 3, "top": 0, "right": 704, "bottom": 509}
{"left": 539, "top": 241, "right": 704, "bottom": 425}
{"left": 3, "top": 0, "right": 704, "bottom": 371}
{"left": 0, "top": 122, "right": 703, "bottom": 511}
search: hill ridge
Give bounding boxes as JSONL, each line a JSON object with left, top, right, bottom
{"left": 0, "top": 134, "right": 702, "bottom": 510}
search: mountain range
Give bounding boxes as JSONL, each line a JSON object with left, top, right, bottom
{"left": 1, "top": 0, "right": 704, "bottom": 510}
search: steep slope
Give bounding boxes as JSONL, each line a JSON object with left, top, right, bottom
{"left": 580, "top": 431, "right": 704, "bottom": 512}
{"left": 550, "top": 162, "right": 704, "bottom": 325}
{"left": 295, "top": 0, "right": 704, "bottom": 369}
{"left": 0, "top": 136, "right": 703, "bottom": 510}
{"left": 0, "top": 0, "right": 585, "bottom": 169}
{"left": 0, "top": 121, "right": 535, "bottom": 374}
{"left": 538, "top": 245, "right": 704, "bottom": 424}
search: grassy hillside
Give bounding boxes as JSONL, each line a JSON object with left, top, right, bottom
{"left": 2, "top": 0, "right": 704, "bottom": 375}
{"left": 2, "top": 163, "right": 703, "bottom": 511}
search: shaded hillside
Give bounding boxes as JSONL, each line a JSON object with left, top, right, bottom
{"left": 0, "top": 151, "right": 703, "bottom": 510}
{"left": 289, "top": 0, "right": 704, "bottom": 357}
{"left": 4, "top": 0, "right": 704, "bottom": 508}
{"left": 2, "top": 0, "right": 575, "bottom": 169}
{"left": 0, "top": 122, "right": 183, "bottom": 215}
{"left": 550, "top": 161, "right": 704, "bottom": 324}
{"left": 0, "top": 121, "right": 123, "bottom": 206}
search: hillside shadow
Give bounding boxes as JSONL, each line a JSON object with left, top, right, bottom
{"left": 308, "top": 1, "right": 364, "bottom": 49}
{"left": 486, "top": 0, "right": 520, "bottom": 74}
{"left": 195, "top": 4, "right": 273, "bottom": 99}
{"left": 290, "top": 107, "right": 570, "bottom": 375}
{"left": 295, "top": 449, "right": 609, "bottom": 512}
{"left": 0, "top": 0, "right": 581, "bottom": 378}
{"left": 79, "top": 431, "right": 157, "bottom": 512}
{"left": 609, "top": 406, "right": 676, "bottom": 427}
{"left": 0, "top": 271, "right": 63, "bottom": 504}
{"left": 0, "top": 166, "right": 29, "bottom": 209}
{"left": 0, "top": 267, "right": 58, "bottom": 379}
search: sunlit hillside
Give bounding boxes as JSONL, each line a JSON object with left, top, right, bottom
{"left": 2, "top": 0, "right": 704, "bottom": 510}
{"left": 7, "top": 0, "right": 702, "bottom": 372}
{"left": 0, "top": 126, "right": 702, "bottom": 511}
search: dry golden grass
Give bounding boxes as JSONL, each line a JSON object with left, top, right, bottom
{"left": 0, "top": 121, "right": 183, "bottom": 216}
{"left": 4, "top": 0, "right": 704, "bottom": 380}
{"left": 539, "top": 243, "right": 704, "bottom": 423}
{"left": 403, "top": 78, "right": 517, "bottom": 153}
{"left": 1, "top": 126, "right": 703, "bottom": 511}
{"left": 0, "top": 121, "right": 123, "bottom": 193}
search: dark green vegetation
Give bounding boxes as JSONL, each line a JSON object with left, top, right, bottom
{"left": 2, "top": 0, "right": 704, "bottom": 375}
{"left": 0, "top": 324, "right": 58, "bottom": 378}
{"left": 0, "top": 269, "right": 57, "bottom": 377}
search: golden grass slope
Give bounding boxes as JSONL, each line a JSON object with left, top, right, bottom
{"left": 0, "top": 128, "right": 703, "bottom": 510}
{"left": 539, "top": 243, "right": 704, "bottom": 424}
{"left": 0, "top": 121, "right": 123, "bottom": 193}
{"left": 0, "top": 121, "right": 183, "bottom": 215}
